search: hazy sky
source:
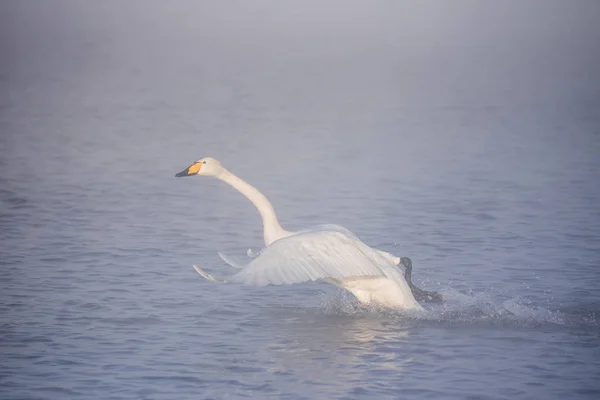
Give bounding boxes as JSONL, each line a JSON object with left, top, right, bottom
{"left": 2, "top": 0, "right": 599, "bottom": 115}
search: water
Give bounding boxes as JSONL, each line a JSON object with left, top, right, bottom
{"left": 1, "top": 1, "right": 600, "bottom": 398}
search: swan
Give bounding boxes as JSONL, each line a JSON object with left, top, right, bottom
{"left": 175, "top": 157, "right": 424, "bottom": 310}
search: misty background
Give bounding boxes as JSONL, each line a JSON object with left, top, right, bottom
{"left": 1, "top": 1, "right": 599, "bottom": 398}
{"left": 2, "top": 0, "right": 599, "bottom": 287}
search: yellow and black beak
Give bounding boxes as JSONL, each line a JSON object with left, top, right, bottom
{"left": 175, "top": 162, "right": 202, "bottom": 177}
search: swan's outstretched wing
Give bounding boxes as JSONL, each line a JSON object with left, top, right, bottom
{"left": 229, "top": 230, "right": 392, "bottom": 286}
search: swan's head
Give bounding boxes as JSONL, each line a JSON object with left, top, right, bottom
{"left": 175, "top": 157, "right": 225, "bottom": 178}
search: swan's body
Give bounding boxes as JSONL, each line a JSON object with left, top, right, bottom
{"left": 176, "top": 157, "right": 424, "bottom": 311}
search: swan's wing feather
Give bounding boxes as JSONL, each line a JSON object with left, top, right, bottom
{"left": 193, "top": 265, "right": 227, "bottom": 283}
{"left": 217, "top": 252, "right": 246, "bottom": 269}
{"left": 230, "top": 230, "right": 390, "bottom": 286}
{"left": 218, "top": 246, "right": 264, "bottom": 268}
{"left": 306, "top": 224, "right": 359, "bottom": 239}
{"left": 246, "top": 247, "right": 262, "bottom": 258}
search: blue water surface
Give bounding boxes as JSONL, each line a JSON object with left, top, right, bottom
{"left": 1, "top": 1, "right": 599, "bottom": 399}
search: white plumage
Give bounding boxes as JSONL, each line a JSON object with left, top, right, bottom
{"left": 232, "top": 226, "right": 389, "bottom": 285}
{"left": 176, "top": 158, "right": 423, "bottom": 311}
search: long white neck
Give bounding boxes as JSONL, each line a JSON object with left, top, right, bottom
{"left": 217, "top": 169, "right": 292, "bottom": 246}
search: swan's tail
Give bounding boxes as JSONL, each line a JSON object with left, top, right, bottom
{"left": 193, "top": 265, "right": 227, "bottom": 283}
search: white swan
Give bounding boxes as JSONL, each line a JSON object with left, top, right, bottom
{"left": 175, "top": 157, "right": 423, "bottom": 311}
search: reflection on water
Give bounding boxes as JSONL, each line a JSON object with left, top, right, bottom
{"left": 263, "top": 309, "right": 411, "bottom": 383}
{"left": 256, "top": 306, "right": 414, "bottom": 397}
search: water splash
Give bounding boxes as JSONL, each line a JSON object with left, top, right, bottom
{"left": 318, "top": 288, "right": 597, "bottom": 329}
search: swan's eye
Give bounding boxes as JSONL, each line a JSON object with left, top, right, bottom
{"left": 202, "top": 161, "right": 207, "bottom": 164}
